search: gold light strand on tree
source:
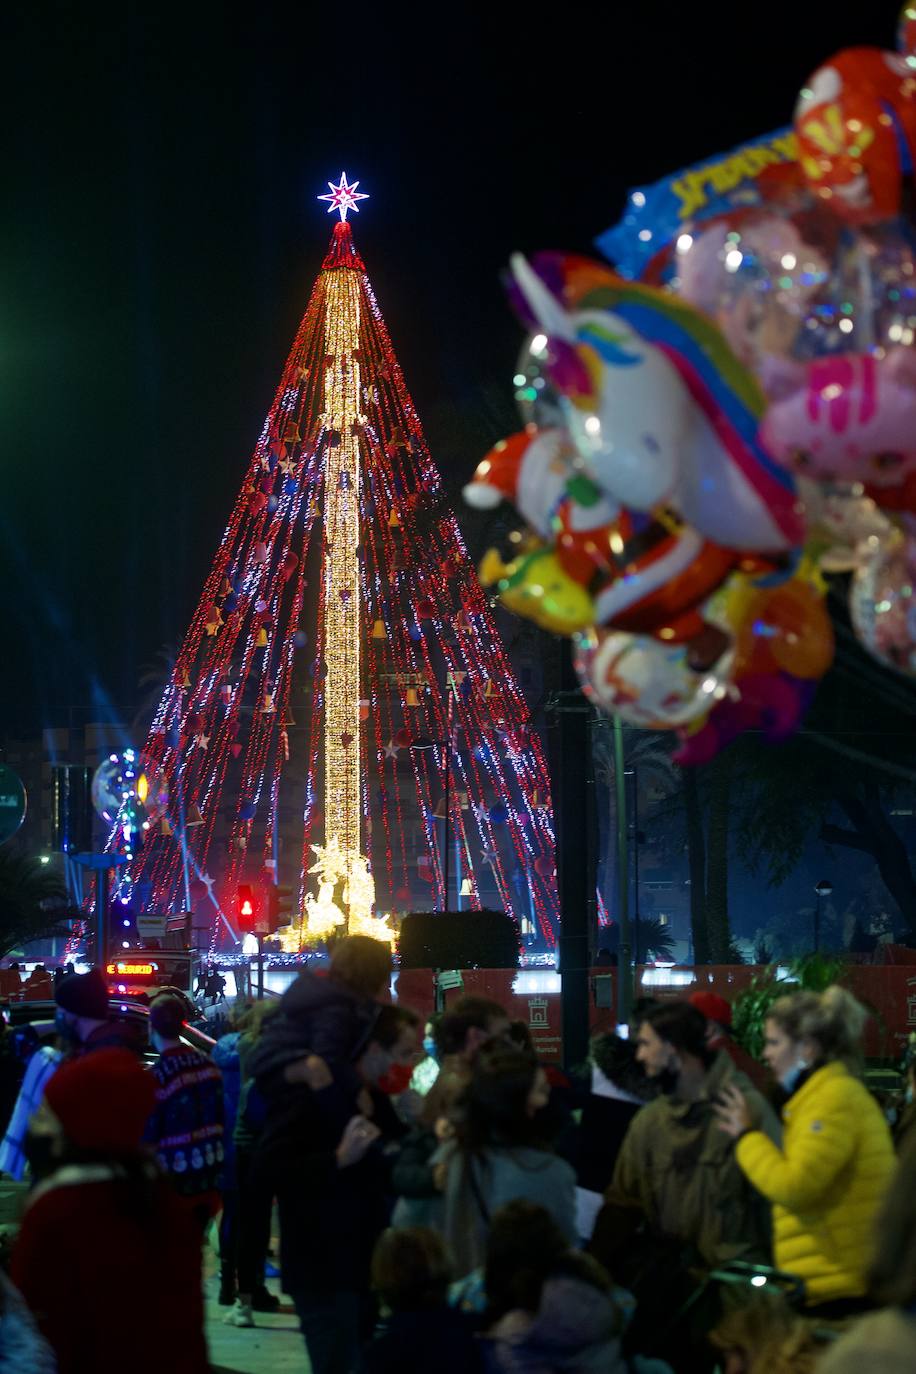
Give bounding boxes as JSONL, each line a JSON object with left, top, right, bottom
{"left": 312, "top": 263, "right": 395, "bottom": 941}
{"left": 323, "top": 268, "right": 362, "bottom": 868}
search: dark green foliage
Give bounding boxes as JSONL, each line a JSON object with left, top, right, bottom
{"left": 0, "top": 849, "right": 71, "bottom": 960}
{"left": 634, "top": 916, "right": 676, "bottom": 963}
{"left": 731, "top": 954, "right": 846, "bottom": 1060}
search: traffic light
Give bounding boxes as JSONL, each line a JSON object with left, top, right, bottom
{"left": 237, "top": 884, "right": 256, "bottom": 931}
{"left": 265, "top": 884, "right": 294, "bottom": 935}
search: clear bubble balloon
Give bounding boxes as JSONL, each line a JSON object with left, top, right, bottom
{"left": 673, "top": 204, "right": 916, "bottom": 383}
{"left": 91, "top": 749, "right": 141, "bottom": 822}
{"left": 850, "top": 527, "right": 916, "bottom": 677}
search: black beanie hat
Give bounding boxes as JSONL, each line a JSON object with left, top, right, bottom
{"left": 55, "top": 969, "right": 109, "bottom": 1020}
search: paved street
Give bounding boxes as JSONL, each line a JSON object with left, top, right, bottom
{"left": 203, "top": 1228, "right": 307, "bottom": 1374}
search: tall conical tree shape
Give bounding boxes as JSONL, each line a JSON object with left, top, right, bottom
{"left": 108, "top": 199, "right": 560, "bottom": 951}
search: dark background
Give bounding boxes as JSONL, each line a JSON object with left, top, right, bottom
{"left": 1, "top": 1, "right": 898, "bottom": 730}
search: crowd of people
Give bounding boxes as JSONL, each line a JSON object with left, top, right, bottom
{"left": 0, "top": 944, "right": 913, "bottom": 1371}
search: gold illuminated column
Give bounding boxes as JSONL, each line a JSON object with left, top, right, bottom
{"left": 322, "top": 268, "right": 363, "bottom": 889}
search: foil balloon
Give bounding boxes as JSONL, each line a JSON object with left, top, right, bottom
{"left": 760, "top": 348, "right": 916, "bottom": 500}
{"left": 478, "top": 543, "right": 595, "bottom": 636}
{"left": 508, "top": 252, "right": 804, "bottom": 553}
{"left": 794, "top": 47, "right": 916, "bottom": 224}
{"left": 467, "top": 426, "right": 774, "bottom": 653}
{"left": 573, "top": 627, "right": 729, "bottom": 730}
{"left": 850, "top": 526, "right": 916, "bottom": 675}
{"left": 675, "top": 674, "right": 815, "bottom": 766}
{"left": 730, "top": 575, "right": 836, "bottom": 681}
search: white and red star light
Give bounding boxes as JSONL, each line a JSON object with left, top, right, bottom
{"left": 318, "top": 172, "right": 369, "bottom": 222}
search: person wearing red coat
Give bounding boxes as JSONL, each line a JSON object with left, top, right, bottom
{"left": 12, "top": 1048, "right": 209, "bottom": 1374}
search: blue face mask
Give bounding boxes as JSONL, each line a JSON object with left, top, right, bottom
{"left": 779, "top": 1058, "right": 809, "bottom": 1093}
{"left": 422, "top": 1036, "right": 437, "bottom": 1060}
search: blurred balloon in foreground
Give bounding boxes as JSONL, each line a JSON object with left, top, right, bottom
{"left": 573, "top": 628, "right": 728, "bottom": 729}
{"left": 850, "top": 525, "right": 916, "bottom": 675}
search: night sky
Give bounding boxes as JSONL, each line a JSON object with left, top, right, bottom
{"left": 1, "top": 1, "right": 897, "bottom": 733}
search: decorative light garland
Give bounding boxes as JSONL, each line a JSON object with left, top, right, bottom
{"left": 105, "top": 179, "right": 561, "bottom": 953}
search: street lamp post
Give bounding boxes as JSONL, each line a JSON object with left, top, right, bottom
{"left": 813, "top": 878, "right": 833, "bottom": 953}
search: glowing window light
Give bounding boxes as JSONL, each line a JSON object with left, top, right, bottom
{"left": 640, "top": 967, "right": 696, "bottom": 988}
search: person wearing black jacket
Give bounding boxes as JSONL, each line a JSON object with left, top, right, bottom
{"left": 252, "top": 1002, "right": 419, "bottom": 1374}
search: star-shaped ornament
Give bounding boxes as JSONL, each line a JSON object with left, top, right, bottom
{"left": 318, "top": 172, "right": 369, "bottom": 222}
{"left": 194, "top": 732, "right": 210, "bottom": 751}
{"left": 384, "top": 739, "right": 400, "bottom": 760}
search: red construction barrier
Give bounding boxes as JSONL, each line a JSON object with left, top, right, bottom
{"left": 394, "top": 963, "right": 916, "bottom": 1064}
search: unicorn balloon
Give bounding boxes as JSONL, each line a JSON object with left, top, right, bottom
{"left": 509, "top": 252, "right": 805, "bottom": 554}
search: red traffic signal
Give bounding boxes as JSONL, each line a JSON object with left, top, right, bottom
{"left": 237, "top": 884, "right": 256, "bottom": 929}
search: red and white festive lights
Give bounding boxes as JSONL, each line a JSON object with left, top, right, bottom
{"left": 104, "top": 181, "right": 560, "bottom": 952}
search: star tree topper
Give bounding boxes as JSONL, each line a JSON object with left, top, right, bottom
{"left": 318, "top": 172, "right": 369, "bottom": 222}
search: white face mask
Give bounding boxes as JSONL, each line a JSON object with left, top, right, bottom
{"left": 779, "top": 1057, "right": 809, "bottom": 1093}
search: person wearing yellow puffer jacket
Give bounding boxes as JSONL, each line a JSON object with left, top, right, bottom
{"left": 715, "top": 985, "right": 894, "bottom": 1316}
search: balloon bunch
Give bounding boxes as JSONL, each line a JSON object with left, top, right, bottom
{"left": 466, "top": 6, "right": 916, "bottom": 758}
{"left": 466, "top": 257, "right": 832, "bottom": 761}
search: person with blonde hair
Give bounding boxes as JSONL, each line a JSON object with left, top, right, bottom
{"left": 715, "top": 985, "right": 894, "bottom": 1313}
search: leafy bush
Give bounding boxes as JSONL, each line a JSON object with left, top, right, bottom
{"left": 731, "top": 954, "right": 846, "bottom": 1060}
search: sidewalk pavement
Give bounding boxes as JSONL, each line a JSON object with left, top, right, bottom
{"left": 203, "top": 1232, "right": 309, "bottom": 1374}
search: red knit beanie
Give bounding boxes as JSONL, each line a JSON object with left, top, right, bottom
{"left": 44, "top": 1049, "right": 156, "bottom": 1154}
{"left": 689, "top": 990, "right": 732, "bottom": 1028}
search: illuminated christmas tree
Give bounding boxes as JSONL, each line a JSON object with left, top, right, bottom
{"left": 112, "top": 175, "right": 560, "bottom": 951}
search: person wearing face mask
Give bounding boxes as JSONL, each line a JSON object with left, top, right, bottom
{"left": 410, "top": 1016, "right": 442, "bottom": 1096}
{"left": 715, "top": 985, "right": 895, "bottom": 1316}
{"left": 597, "top": 1002, "right": 780, "bottom": 1268}
{"left": 590, "top": 1002, "right": 780, "bottom": 1373}
{"left": 253, "top": 1002, "right": 420, "bottom": 1374}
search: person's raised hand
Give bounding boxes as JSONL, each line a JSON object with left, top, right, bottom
{"left": 713, "top": 1082, "right": 753, "bottom": 1139}
{"left": 335, "top": 1114, "right": 381, "bottom": 1169}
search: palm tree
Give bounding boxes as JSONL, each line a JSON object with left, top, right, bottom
{"left": 0, "top": 849, "right": 72, "bottom": 960}
{"left": 637, "top": 915, "right": 677, "bottom": 962}
{"left": 131, "top": 643, "right": 178, "bottom": 739}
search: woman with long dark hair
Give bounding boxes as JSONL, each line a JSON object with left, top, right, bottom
{"left": 441, "top": 1042, "right": 576, "bottom": 1277}
{"left": 11, "top": 1049, "right": 208, "bottom": 1374}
